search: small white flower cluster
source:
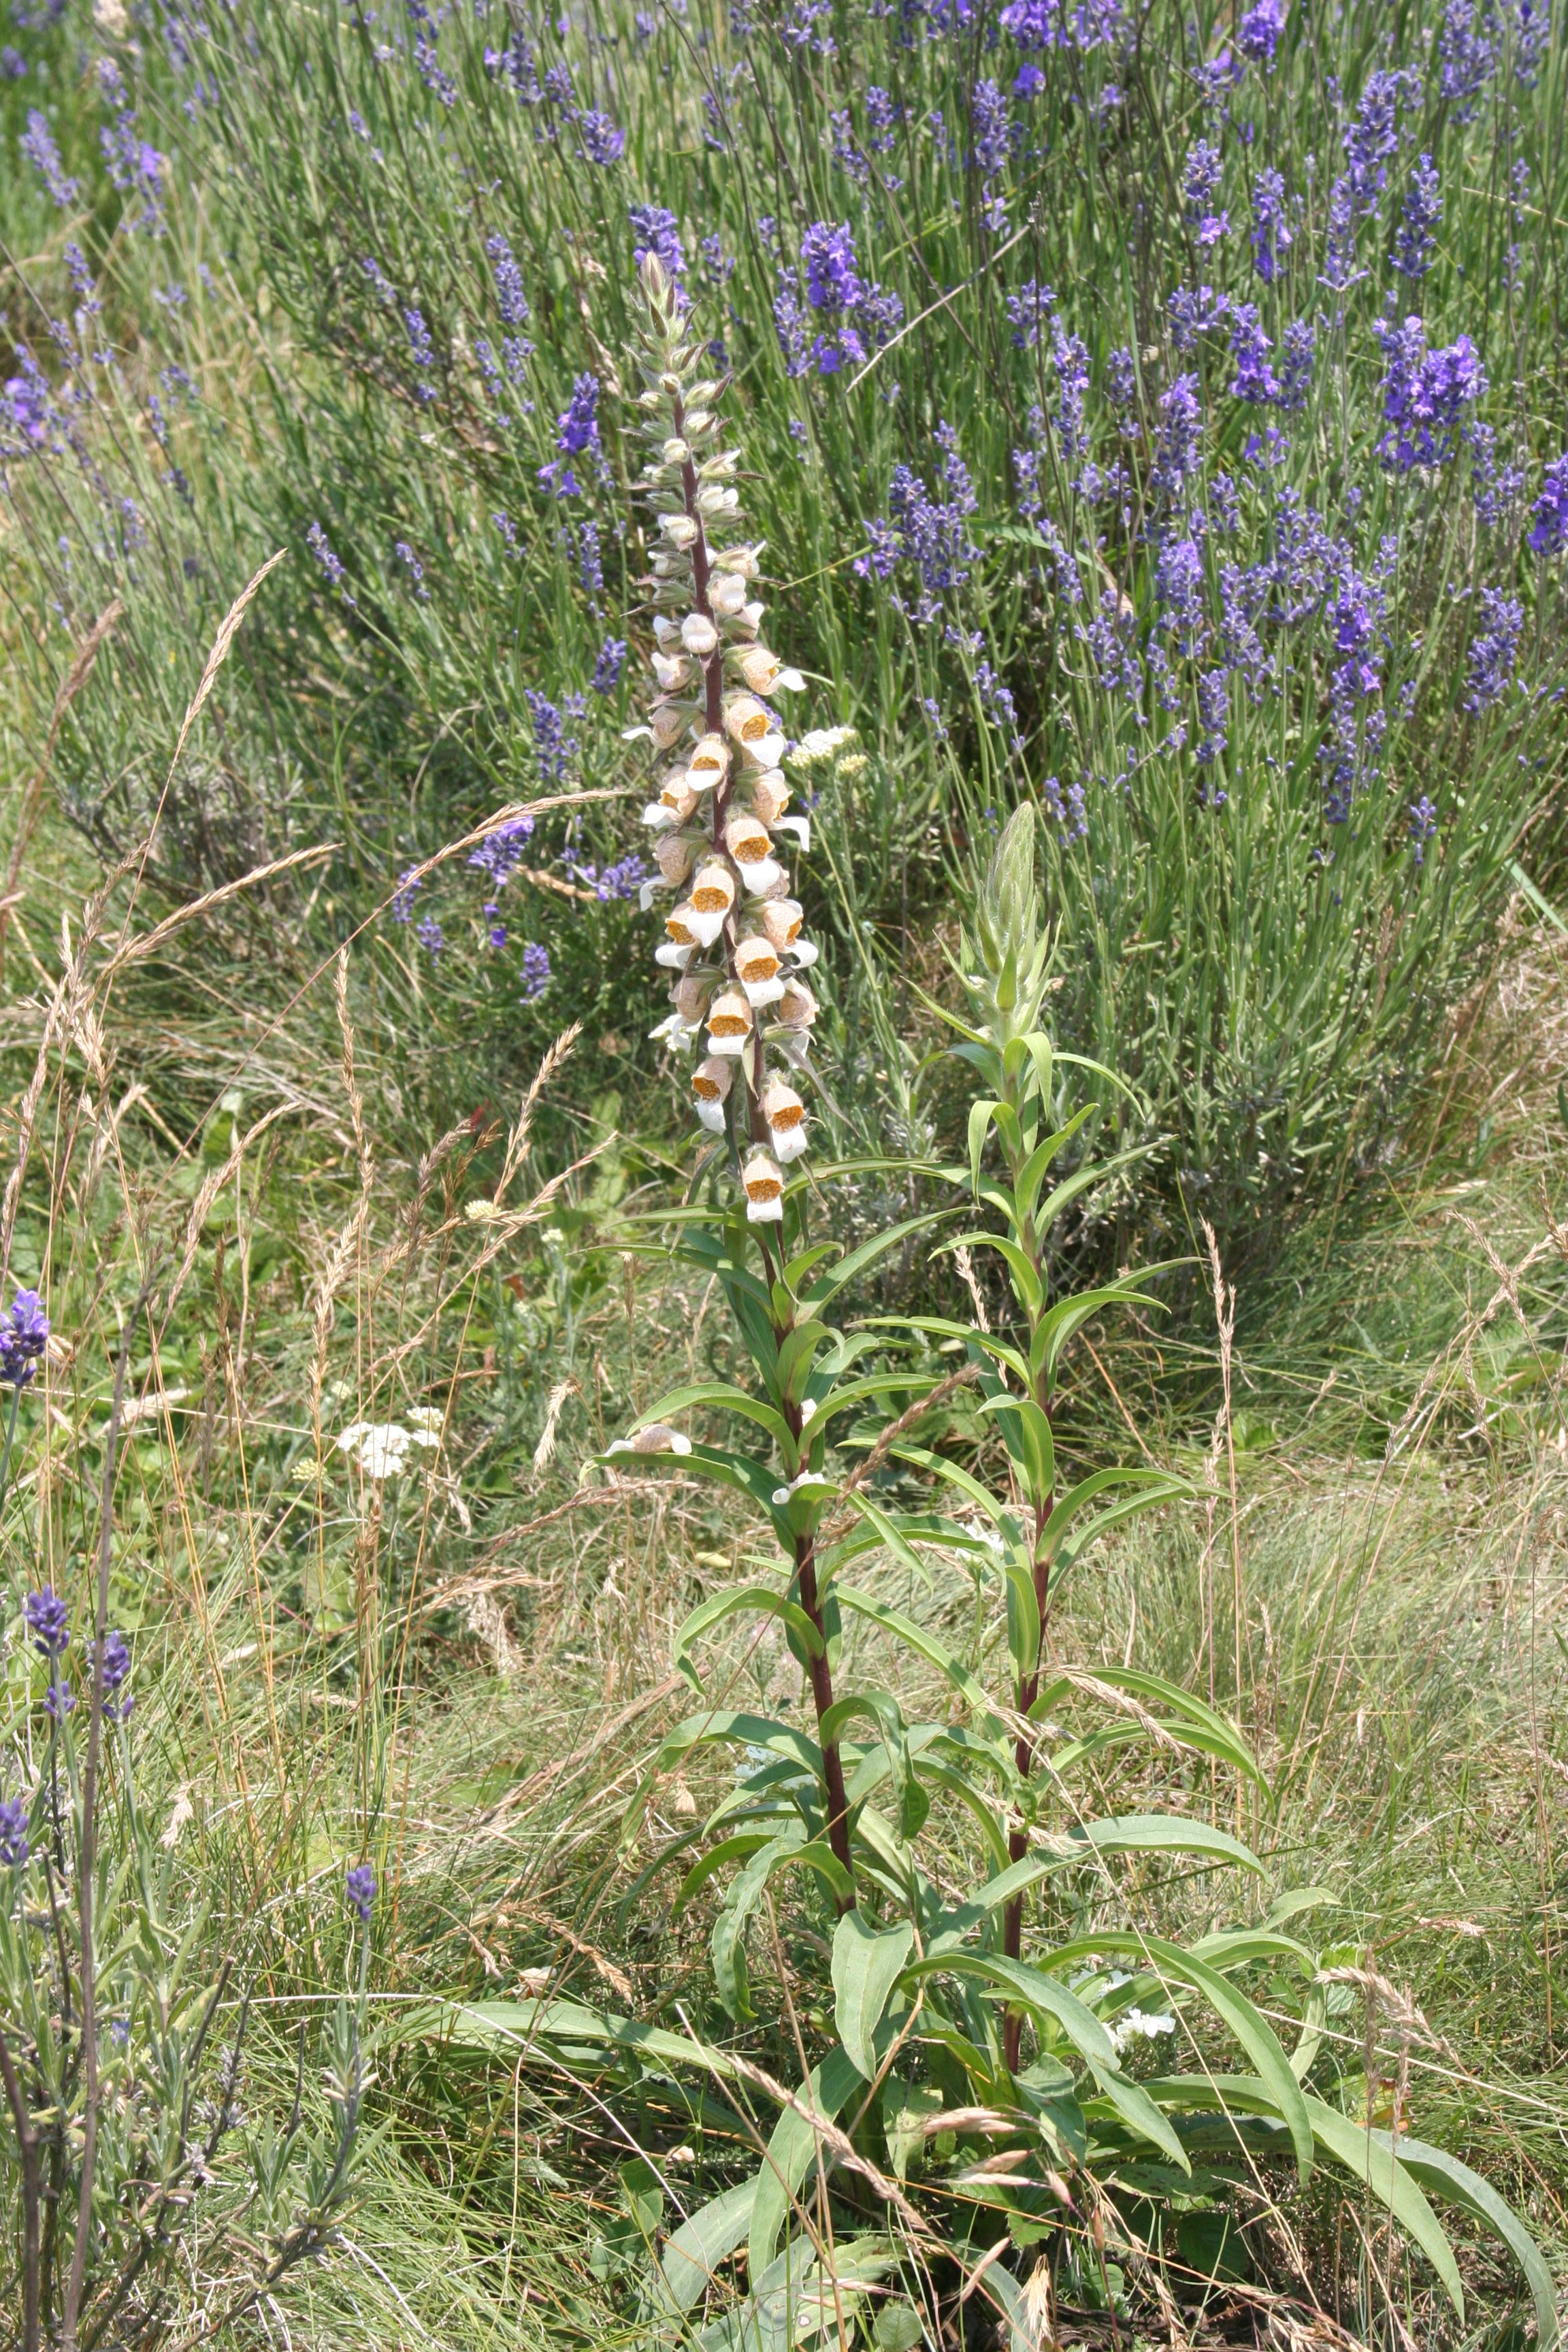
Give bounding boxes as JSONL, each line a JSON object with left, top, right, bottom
{"left": 1107, "top": 2004, "right": 1177, "bottom": 2055}
{"left": 335, "top": 1409, "right": 443, "bottom": 1481}
{"left": 625, "top": 254, "right": 823, "bottom": 1225}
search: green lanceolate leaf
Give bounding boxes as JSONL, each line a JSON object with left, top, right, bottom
{"left": 672, "top": 1833, "right": 777, "bottom": 1916}
{"left": 945, "top": 1230, "right": 1044, "bottom": 1318}
{"left": 1063, "top": 1814, "right": 1266, "bottom": 1874}
{"left": 1011, "top": 1105, "right": 1097, "bottom": 1230}
{"left": 748, "top": 2044, "right": 866, "bottom": 2276}
{"left": 1051, "top": 1932, "right": 1313, "bottom": 2181}
{"left": 973, "top": 1390, "right": 1056, "bottom": 1507}
{"left": 1039, "top": 1467, "right": 1185, "bottom": 1557}
{"left": 632, "top": 1382, "right": 794, "bottom": 1454}
{"left": 1041, "top": 1665, "right": 1264, "bottom": 1784}
{"left": 1397, "top": 2137, "right": 1558, "bottom": 2349}
{"left": 821, "top": 1690, "right": 929, "bottom": 1840}
{"left": 659, "top": 2180, "right": 755, "bottom": 2315}
{"left": 800, "top": 1209, "right": 957, "bottom": 1313}
{"left": 832, "top": 1910, "right": 916, "bottom": 2080}
{"left": 674, "top": 1585, "right": 823, "bottom": 1696}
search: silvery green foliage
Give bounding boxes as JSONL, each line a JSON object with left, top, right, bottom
{"left": 0, "top": 1320, "right": 370, "bottom": 2352}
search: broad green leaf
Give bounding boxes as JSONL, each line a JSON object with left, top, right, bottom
{"left": 660, "top": 2180, "right": 755, "bottom": 2313}
{"left": 1286, "top": 2095, "right": 1463, "bottom": 2317}
{"left": 674, "top": 1586, "right": 823, "bottom": 1696}
{"left": 748, "top": 2044, "right": 866, "bottom": 2276}
{"left": 1066, "top": 1814, "right": 1265, "bottom": 1875}
{"left": 973, "top": 1391, "right": 1055, "bottom": 1506}
{"left": 1039, "top": 1467, "right": 1183, "bottom": 1557}
{"left": 968, "top": 1098, "right": 1000, "bottom": 1196}
{"left": 1013, "top": 1106, "right": 1097, "bottom": 1230}
{"left": 1053, "top": 1933, "right": 1313, "bottom": 2181}
{"left": 833, "top": 1911, "right": 915, "bottom": 2080}
{"left": 800, "top": 1210, "right": 956, "bottom": 1312}
{"left": 633, "top": 1382, "right": 794, "bottom": 1453}
{"left": 673, "top": 1833, "right": 776, "bottom": 1916}
{"left": 888, "top": 1440, "right": 1018, "bottom": 1527}
{"left": 943, "top": 1231, "right": 1043, "bottom": 1317}
{"left": 882, "top": 2077, "right": 943, "bottom": 2181}
{"left": 652, "top": 1710, "right": 823, "bottom": 1783}
{"left": 869, "top": 1314, "right": 1033, "bottom": 1390}
{"left": 1050, "top": 1666, "right": 1264, "bottom": 1784}
{"left": 1399, "top": 2137, "right": 1557, "bottom": 2349}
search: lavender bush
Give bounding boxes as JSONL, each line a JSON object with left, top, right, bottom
{"left": 0, "top": 0, "right": 1564, "bottom": 1251}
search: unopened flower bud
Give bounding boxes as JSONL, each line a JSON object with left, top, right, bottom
{"left": 696, "top": 483, "right": 740, "bottom": 519}
{"left": 653, "top": 651, "right": 693, "bottom": 695}
{"left": 650, "top": 702, "right": 693, "bottom": 750}
{"left": 713, "top": 543, "right": 762, "bottom": 580}
{"left": 654, "top": 832, "right": 697, "bottom": 885}
{"left": 732, "top": 644, "right": 783, "bottom": 695}
{"left": 710, "top": 571, "right": 749, "bottom": 617}
{"left": 681, "top": 612, "right": 719, "bottom": 657}
{"left": 630, "top": 1420, "right": 693, "bottom": 1455}
{"left": 742, "top": 1149, "right": 785, "bottom": 1223}
{"left": 762, "top": 1077, "right": 808, "bottom": 1162}
{"left": 706, "top": 986, "right": 753, "bottom": 1056}
{"left": 760, "top": 898, "right": 804, "bottom": 951}
{"left": 777, "top": 979, "right": 819, "bottom": 1030}
{"left": 657, "top": 512, "right": 700, "bottom": 549}
{"left": 674, "top": 975, "right": 712, "bottom": 1024}
{"left": 750, "top": 770, "right": 791, "bottom": 825}
{"left": 662, "top": 437, "right": 690, "bottom": 465}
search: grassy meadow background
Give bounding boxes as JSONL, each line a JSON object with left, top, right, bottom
{"left": 2, "top": 0, "right": 1568, "bottom": 2338}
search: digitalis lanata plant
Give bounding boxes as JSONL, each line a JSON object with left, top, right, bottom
{"left": 627, "top": 252, "right": 818, "bottom": 1219}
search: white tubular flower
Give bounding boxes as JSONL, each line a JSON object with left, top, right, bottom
{"left": 690, "top": 858, "right": 738, "bottom": 919}
{"left": 734, "top": 934, "right": 781, "bottom": 990}
{"left": 723, "top": 814, "right": 783, "bottom": 895}
{"left": 742, "top": 1149, "right": 785, "bottom": 1222}
{"left": 732, "top": 645, "right": 783, "bottom": 696}
{"left": 724, "top": 693, "right": 773, "bottom": 747}
{"left": 750, "top": 771, "right": 791, "bottom": 825}
{"left": 666, "top": 899, "right": 725, "bottom": 951}
{"left": 654, "top": 832, "right": 698, "bottom": 886}
{"left": 687, "top": 732, "right": 729, "bottom": 789}
{"left": 626, "top": 267, "right": 820, "bottom": 1200}
{"left": 631, "top": 1421, "right": 693, "bottom": 1456}
{"left": 657, "top": 772, "right": 700, "bottom": 823}
{"left": 706, "top": 985, "right": 753, "bottom": 1056}
{"left": 762, "top": 1077, "right": 808, "bottom": 1162}
{"left": 691, "top": 1054, "right": 732, "bottom": 1131}
{"left": 760, "top": 897, "right": 804, "bottom": 952}
{"left": 649, "top": 1009, "right": 701, "bottom": 1051}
